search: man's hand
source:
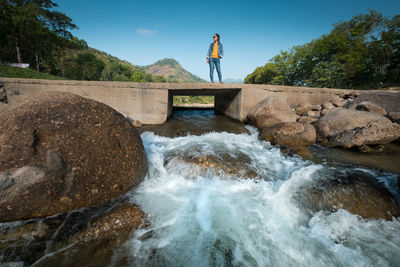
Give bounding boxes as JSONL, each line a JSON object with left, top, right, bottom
{"left": 206, "top": 57, "right": 209, "bottom": 63}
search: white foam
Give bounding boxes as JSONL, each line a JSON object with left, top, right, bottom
{"left": 119, "top": 131, "right": 400, "bottom": 266}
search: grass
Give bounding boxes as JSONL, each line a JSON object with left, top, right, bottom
{"left": 173, "top": 95, "right": 214, "bottom": 105}
{"left": 0, "top": 62, "right": 66, "bottom": 80}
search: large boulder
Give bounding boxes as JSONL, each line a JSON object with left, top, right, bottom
{"left": 329, "top": 120, "right": 400, "bottom": 148}
{"left": 0, "top": 92, "right": 147, "bottom": 222}
{"left": 299, "top": 170, "right": 400, "bottom": 220}
{"left": 0, "top": 198, "right": 145, "bottom": 266}
{"left": 349, "top": 91, "right": 400, "bottom": 114}
{"left": 248, "top": 95, "right": 297, "bottom": 129}
{"left": 258, "top": 122, "right": 316, "bottom": 149}
{"left": 314, "top": 109, "right": 394, "bottom": 143}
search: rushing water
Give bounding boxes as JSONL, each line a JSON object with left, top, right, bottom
{"left": 116, "top": 110, "right": 400, "bottom": 267}
{"left": 1, "top": 109, "right": 400, "bottom": 266}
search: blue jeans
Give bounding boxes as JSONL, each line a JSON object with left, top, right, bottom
{"left": 209, "top": 57, "right": 222, "bottom": 82}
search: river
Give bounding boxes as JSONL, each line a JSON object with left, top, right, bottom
{"left": 121, "top": 109, "right": 400, "bottom": 266}
{"left": 1, "top": 109, "right": 400, "bottom": 266}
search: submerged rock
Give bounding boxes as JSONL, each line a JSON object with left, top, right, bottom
{"left": 0, "top": 92, "right": 147, "bottom": 222}
{"left": 248, "top": 95, "right": 297, "bottom": 129}
{"left": 0, "top": 198, "right": 145, "bottom": 266}
{"left": 299, "top": 170, "right": 400, "bottom": 220}
{"left": 164, "top": 152, "right": 259, "bottom": 179}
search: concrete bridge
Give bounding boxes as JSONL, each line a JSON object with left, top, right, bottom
{"left": 0, "top": 78, "right": 382, "bottom": 124}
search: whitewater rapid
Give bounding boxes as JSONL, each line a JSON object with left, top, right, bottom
{"left": 120, "top": 127, "right": 400, "bottom": 267}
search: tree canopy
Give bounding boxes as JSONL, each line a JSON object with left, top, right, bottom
{"left": 245, "top": 11, "right": 400, "bottom": 89}
{"left": 0, "top": 0, "right": 77, "bottom": 69}
{"left": 0, "top": 1, "right": 174, "bottom": 82}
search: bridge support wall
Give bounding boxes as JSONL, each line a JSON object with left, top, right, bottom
{"left": 1, "top": 78, "right": 387, "bottom": 125}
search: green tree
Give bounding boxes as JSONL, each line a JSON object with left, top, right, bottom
{"left": 244, "top": 63, "right": 279, "bottom": 84}
{"left": 74, "top": 53, "right": 105, "bottom": 80}
{"left": 245, "top": 10, "right": 400, "bottom": 89}
{"left": 0, "top": 0, "right": 76, "bottom": 66}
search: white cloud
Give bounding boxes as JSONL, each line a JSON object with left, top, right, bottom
{"left": 137, "top": 28, "right": 158, "bottom": 37}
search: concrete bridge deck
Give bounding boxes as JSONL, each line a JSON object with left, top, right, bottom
{"left": 1, "top": 78, "right": 395, "bottom": 124}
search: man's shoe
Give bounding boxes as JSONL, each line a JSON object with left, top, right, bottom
{"left": 220, "top": 81, "right": 224, "bottom": 84}
{"left": 211, "top": 81, "right": 215, "bottom": 83}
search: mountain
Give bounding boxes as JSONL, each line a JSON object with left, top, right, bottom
{"left": 223, "top": 78, "right": 244, "bottom": 84}
{"left": 142, "top": 58, "right": 206, "bottom": 83}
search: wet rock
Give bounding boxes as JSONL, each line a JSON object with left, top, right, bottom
{"left": 300, "top": 170, "right": 400, "bottom": 220}
{"left": 329, "top": 120, "right": 400, "bottom": 148}
{"left": 358, "top": 144, "right": 384, "bottom": 153}
{"left": 0, "top": 91, "right": 147, "bottom": 222}
{"left": 295, "top": 103, "right": 312, "bottom": 116}
{"left": 248, "top": 95, "right": 297, "bottom": 129}
{"left": 314, "top": 109, "right": 392, "bottom": 143}
{"left": 356, "top": 101, "right": 387, "bottom": 116}
{"left": 0, "top": 198, "right": 145, "bottom": 266}
{"left": 298, "top": 116, "right": 318, "bottom": 124}
{"left": 258, "top": 122, "right": 316, "bottom": 153}
{"left": 165, "top": 153, "right": 258, "bottom": 179}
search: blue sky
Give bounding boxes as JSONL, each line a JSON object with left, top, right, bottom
{"left": 57, "top": 0, "right": 400, "bottom": 81}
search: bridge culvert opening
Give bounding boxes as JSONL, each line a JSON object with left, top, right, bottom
{"left": 168, "top": 88, "right": 242, "bottom": 122}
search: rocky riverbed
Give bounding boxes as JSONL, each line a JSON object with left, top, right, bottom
{"left": 0, "top": 90, "right": 399, "bottom": 266}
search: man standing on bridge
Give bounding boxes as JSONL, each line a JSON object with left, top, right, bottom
{"left": 206, "top": 33, "right": 224, "bottom": 83}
